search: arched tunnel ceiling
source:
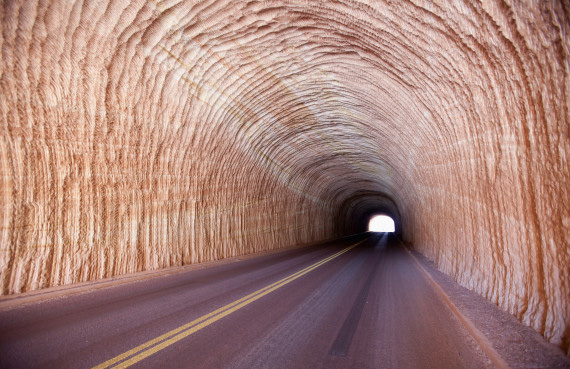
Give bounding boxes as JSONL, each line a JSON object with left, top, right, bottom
{"left": 0, "top": 0, "right": 568, "bottom": 354}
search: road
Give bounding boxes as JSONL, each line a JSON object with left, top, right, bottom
{"left": 0, "top": 233, "right": 494, "bottom": 369}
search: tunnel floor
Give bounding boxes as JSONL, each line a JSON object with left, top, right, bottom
{"left": 0, "top": 235, "right": 567, "bottom": 369}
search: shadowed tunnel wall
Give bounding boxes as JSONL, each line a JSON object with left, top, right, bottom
{"left": 0, "top": 0, "right": 568, "bottom": 354}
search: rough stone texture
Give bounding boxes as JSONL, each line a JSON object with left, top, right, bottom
{"left": 0, "top": 0, "right": 568, "bottom": 354}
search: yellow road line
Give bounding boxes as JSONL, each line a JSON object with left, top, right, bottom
{"left": 93, "top": 238, "right": 368, "bottom": 369}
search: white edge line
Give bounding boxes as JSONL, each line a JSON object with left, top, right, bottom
{"left": 400, "top": 240, "right": 511, "bottom": 369}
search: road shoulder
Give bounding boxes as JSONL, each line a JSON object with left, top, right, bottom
{"left": 408, "top": 248, "right": 570, "bottom": 369}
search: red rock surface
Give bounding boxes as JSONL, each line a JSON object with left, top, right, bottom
{"left": 0, "top": 0, "right": 568, "bottom": 354}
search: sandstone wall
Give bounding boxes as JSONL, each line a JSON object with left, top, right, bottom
{"left": 1, "top": 0, "right": 568, "bottom": 353}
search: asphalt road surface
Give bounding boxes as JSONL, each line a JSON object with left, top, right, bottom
{"left": 0, "top": 233, "right": 495, "bottom": 369}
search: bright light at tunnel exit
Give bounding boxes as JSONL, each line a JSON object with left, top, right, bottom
{"left": 368, "top": 215, "right": 395, "bottom": 233}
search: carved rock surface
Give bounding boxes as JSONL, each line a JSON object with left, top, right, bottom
{"left": 0, "top": 0, "right": 568, "bottom": 353}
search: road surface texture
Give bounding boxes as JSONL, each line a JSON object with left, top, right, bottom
{"left": 0, "top": 234, "right": 568, "bottom": 369}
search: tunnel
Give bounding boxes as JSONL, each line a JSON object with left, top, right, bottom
{"left": 0, "top": 0, "right": 568, "bottom": 361}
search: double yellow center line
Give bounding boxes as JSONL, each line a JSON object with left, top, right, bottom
{"left": 93, "top": 238, "right": 367, "bottom": 369}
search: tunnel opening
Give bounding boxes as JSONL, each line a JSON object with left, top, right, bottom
{"left": 367, "top": 215, "right": 395, "bottom": 233}
{"left": 334, "top": 191, "right": 404, "bottom": 237}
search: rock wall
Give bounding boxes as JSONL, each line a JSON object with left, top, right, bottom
{"left": 0, "top": 0, "right": 568, "bottom": 353}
